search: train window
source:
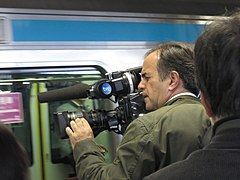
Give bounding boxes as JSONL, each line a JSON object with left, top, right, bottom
{"left": 43, "top": 69, "right": 113, "bottom": 165}
{"left": 0, "top": 81, "right": 33, "bottom": 164}
{"left": 0, "top": 66, "right": 115, "bottom": 176}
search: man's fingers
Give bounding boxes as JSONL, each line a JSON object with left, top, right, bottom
{"left": 80, "top": 118, "right": 91, "bottom": 128}
{"left": 70, "top": 120, "right": 79, "bottom": 132}
{"left": 75, "top": 118, "right": 84, "bottom": 127}
{"left": 65, "top": 127, "right": 75, "bottom": 149}
{"left": 75, "top": 118, "right": 90, "bottom": 128}
{"left": 65, "top": 118, "right": 94, "bottom": 149}
{"left": 65, "top": 127, "right": 73, "bottom": 137}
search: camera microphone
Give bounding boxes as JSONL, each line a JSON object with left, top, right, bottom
{"left": 38, "top": 83, "right": 90, "bottom": 103}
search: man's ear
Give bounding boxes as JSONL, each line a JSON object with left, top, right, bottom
{"left": 168, "top": 71, "right": 180, "bottom": 90}
{"left": 200, "top": 92, "right": 214, "bottom": 118}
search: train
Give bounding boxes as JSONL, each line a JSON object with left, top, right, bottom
{"left": 0, "top": 7, "right": 210, "bottom": 180}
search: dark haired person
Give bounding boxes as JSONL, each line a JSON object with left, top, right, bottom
{"left": 0, "top": 122, "right": 29, "bottom": 180}
{"left": 144, "top": 11, "right": 240, "bottom": 180}
{"left": 66, "top": 41, "right": 210, "bottom": 180}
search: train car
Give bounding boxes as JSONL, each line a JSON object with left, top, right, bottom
{"left": 0, "top": 8, "right": 210, "bottom": 180}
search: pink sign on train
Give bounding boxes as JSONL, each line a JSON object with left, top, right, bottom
{"left": 0, "top": 92, "right": 24, "bottom": 124}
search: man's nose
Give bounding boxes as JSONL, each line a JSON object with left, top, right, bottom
{"left": 138, "top": 80, "right": 144, "bottom": 90}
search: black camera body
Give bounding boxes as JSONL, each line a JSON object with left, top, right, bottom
{"left": 54, "top": 92, "right": 146, "bottom": 138}
{"left": 88, "top": 67, "right": 141, "bottom": 99}
{"left": 52, "top": 67, "right": 146, "bottom": 138}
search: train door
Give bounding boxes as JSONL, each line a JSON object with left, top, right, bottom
{"left": 0, "top": 65, "right": 115, "bottom": 180}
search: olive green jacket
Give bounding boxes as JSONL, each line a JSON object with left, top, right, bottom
{"left": 73, "top": 95, "right": 210, "bottom": 180}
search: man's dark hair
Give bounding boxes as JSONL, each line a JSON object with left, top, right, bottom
{"left": 194, "top": 11, "right": 240, "bottom": 117}
{"left": 0, "top": 123, "right": 29, "bottom": 180}
{"left": 145, "top": 41, "right": 198, "bottom": 96}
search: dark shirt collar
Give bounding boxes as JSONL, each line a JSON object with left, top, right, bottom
{"left": 213, "top": 115, "right": 240, "bottom": 135}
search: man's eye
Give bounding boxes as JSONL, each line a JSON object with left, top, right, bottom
{"left": 141, "top": 73, "right": 151, "bottom": 80}
{"left": 143, "top": 76, "right": 150, "bottom": 80}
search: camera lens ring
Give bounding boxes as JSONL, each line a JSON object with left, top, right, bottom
{"left": 124, "top": 72, "right": 134, "bottom": 93}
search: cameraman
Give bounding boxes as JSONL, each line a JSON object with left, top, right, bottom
{"left": 66, "top": 41, "right": 210, "bottom": 179}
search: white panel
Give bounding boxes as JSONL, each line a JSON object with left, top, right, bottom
{"left": 0, "top": 17, "right": 10, "bottom": 44}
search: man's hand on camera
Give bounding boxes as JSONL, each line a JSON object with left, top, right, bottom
{"left": 65, "top": 118, "right": 94, "bottom": 149}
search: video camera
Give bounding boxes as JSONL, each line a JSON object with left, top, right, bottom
{"left": 38, "top": 66, "right": 146, "bottom": 139}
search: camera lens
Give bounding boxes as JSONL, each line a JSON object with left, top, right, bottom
{"left": 67, "top": 111, "right": 84, "bottom": 121}
{"left": 53, "top": 111, "right": 83, "bottom": 139}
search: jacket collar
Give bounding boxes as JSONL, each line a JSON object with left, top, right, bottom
{"left": 165, "top": 93, "right": 198, "bottom": 106}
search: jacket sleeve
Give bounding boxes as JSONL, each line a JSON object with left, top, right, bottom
{"left": 73, "top": 118, "right": 164, "bottom": 180}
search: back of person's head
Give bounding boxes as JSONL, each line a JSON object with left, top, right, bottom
{"left": 145, "top": 41, "right": 198, "bottom": 96}
{"left": 0, "top": 123, "right": 29, "bottom": 180}
{"left": 194, "top": 10, "right": 240, "bottom": 118}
